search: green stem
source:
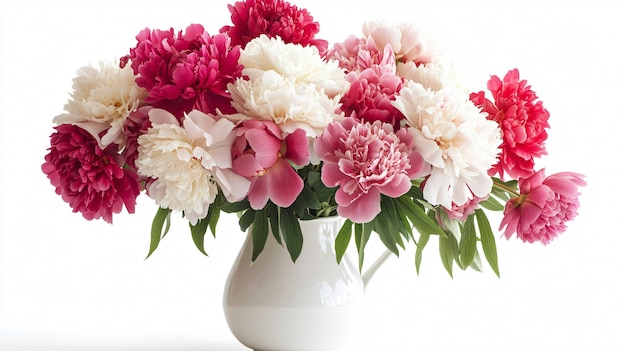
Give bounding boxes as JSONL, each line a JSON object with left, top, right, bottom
{"left": 493, "top": 180, "right": 521, "bottom": 197}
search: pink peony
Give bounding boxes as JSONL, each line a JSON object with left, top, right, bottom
{"left": 314, "top": 118, "right": 426, "bottom": 223}
{"left": 121, "top": 24, "right": 242, "bottom": 118}
{"left": 326, "top": 36, "right": 396, "bottom": 73}
{"left": 120, "top": 106, "right": 152, "bottom": 173}
{"left": 470, "top": 69, "right": 550, "bottom": 179}
{"left": 219, "top": 0, "right": 328, "bottom": 54}
{"left": 340, "top": 66, "right": 405, "bottom": 130}
{"left": 42, "top": 124, "right": 140, "bottom": 223}
{"left": 444, "top": 194, "right": 488, "bottom": 222}
{"left": 499, "top": 169, "right": 586, "bottom": 244}
{"left": 231, "top": 120, "right": 309, "bottom": 209}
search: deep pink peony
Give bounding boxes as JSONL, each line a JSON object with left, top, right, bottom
{"left": 231, "top": 120, "right": 309, "bottom": 209}
{"left": 470, "top": 69, "right": 550, "bottom": 179}
{"left": 120, "top": 106, "right": 152, "bottom": 173}
{"left": 314, "top": 118, "right": 426, "bottom": 223}
{"left": 121, "top": 24, "right": 242, "bottom": 118}
{"left": 220, "top": 0, "right": 327, "bottom": 54}
{"left": 42, "top": 124, "right": 140, "bottom": 223}
{"left": 340, "top": 66, "right": 405, "bottom": 130}
{"left": 500, "top": 169, "right": 585, "bottom": 244}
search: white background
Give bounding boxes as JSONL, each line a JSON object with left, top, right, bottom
{"left": 0, "top": 0, "right": 623, "bottom": 350}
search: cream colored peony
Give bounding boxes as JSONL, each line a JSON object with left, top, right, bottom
{"left": 54, "top": 60, "right": 147, "bottom": 147}
{"left": 391, "top": 81, "right": 501, "bottom": 209}
{"left": 136, "top": 109, "right": 250, "bottom": 225}
{"left": 397, "top": 60, "right": 469, "bottom": 94}
{"left": 227, "top": 35, "right": 346, "bottom": 137}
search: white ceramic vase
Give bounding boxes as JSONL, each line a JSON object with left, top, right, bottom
{"left": 223, "top": 216, "right": 366, "bottom": 351}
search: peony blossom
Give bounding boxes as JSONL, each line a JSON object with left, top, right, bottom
{"left": 500, "top": 169, "right": 586, "bottom": 244}
{"left": 470, "top": 69, "right": 550, "bottom": 179}
{"left": 326, "top": 35, "right": 396, "bottom": 74}
{"left": 226, "top": 35, "right": 345, "bottom": 137}
{"left": 136, "top": 109, "right": 250, "bottom": 224}
{"left": 231, "top": 120, "right": 309, "bottom": 209}
{"left": 392, "top": 81, "right": 501, "bottom": 209}
{"left": 121, "top": 24, "right": 242, "bottom": 118}
{"left": 398, "top": 60, "right": 469, "bottom": 94}
{"left": 53, "top": 61, "right": 148, "bottom": 148}
{"left": 314, "top": 118, "right": 427, "bottom": 223}
{"left": 340, "top": 66, "right": 405, "bottom": 130}
{"left": 42, "top": 124, "right": 140, "bottom": 223}
{"left": 362, "top": 20, "right": 437, "bottom": 65}
{"left": 219, "top": 0, "right": 328, "bottom": 53}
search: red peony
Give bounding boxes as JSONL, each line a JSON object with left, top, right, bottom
{"left": 121, "top": 24, "right": 242, "bottom": 119}
{"left": 42, "top": 124, "right": 140, "bottom": 223}
{"left": 470, "top": 69, "right": 550, "bottom": 179}
{"left": 219, "top": 0, "right": 328, "bottom": 54}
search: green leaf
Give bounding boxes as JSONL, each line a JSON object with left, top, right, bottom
{"left": 300, "top": 186, "right": 321, "bottom": 210}
{"left": 279, "top": 209, "right": 303, "bottom": 262}
{"left": 335, "top": 219, "right": 353, "bottom": 264}
{"left": 480, "top": 195, "right": 505, "bottom": 211}
{"left": 476, "top": 209, "right": 500, "bottom": 277}
{"left": 220, "top": 200, "right": 251, "bottom": 213}
{"left": 251, "top": 210, "right": 269, "bottom": 261}
{"left": 459, "top": 214, "right": 477, "bottom": 269}
{"left": 268, "top": 203, "right": 281, "bottom": 245}
{"left": 355, "top": 223, "right": 372, "bottom": 272}
{"left": 207, "top": 203, "right": 220, "bottom": 237}
{"left": 238, "top": 209, "right": 256, "bottom": 232}
{"left": 398, "top": 195, "right": 446, "bottom": 236}
{"left": 439, "top": 234, "right": 454, "bottom": 278}
{"left": 190, "top": 215, "right": 210, "bottom": 256}
{"left": 146, "top": 207, "right": 171, "bottom": 259}
{"left": 414, "top": 232, "right": 430, "bottom": 276}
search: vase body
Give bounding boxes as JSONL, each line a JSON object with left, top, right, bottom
{"left": 223, "top": 216, "right": 365, "bottom": 351}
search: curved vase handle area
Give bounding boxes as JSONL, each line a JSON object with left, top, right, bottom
{"left": 361, "top": 249, "right": 393, "bottom": 291}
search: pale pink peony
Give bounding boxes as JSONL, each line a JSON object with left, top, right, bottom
{"left": 326, "top": 36, "right": 396, "bottom": 74}
{"left": 500, "top": 169, "right": 586, "bottom": 244}
{"left": 42, "top": 124, "right": 140, "bottom": 223}
{"left": 314, "top": 118, "right": 427, "bottom": 223}
{"left": 220, "top": 0, "right": 328, "bottom": 53}
{"left": 340, "top": 66, "right": 405, "bottom": 130}
{"left": 231, "top": 120, "right": 309, "bottom": 209}
{"left": 470, "top": 69, "right": 550, "bottom": 179}
{"left": 444, "top": 193, "right": 488, "bottom": 221}
{"left": 121, "top": 24, "right": 242, "bottom": 118}
{"left": 362, "top": 20, "right": 436, "bottom": 65}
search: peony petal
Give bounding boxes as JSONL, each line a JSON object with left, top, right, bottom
{"left": 267, "top": 159, "right": 304, "bottom": 208}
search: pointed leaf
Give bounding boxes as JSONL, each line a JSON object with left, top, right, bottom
{"left": 146, "top": 207, "right": 171, "bottom": 259}
{"left": 238, "top": 209, "right": 256, "bottom": 232}
{"left": 398, "top": 196, "right": 446, "bottom": 236}
{"left": 459, "top": 214, "right": 477, "bottom": 269}
{"left": 476, "top": 209, "right": 500, "bottom": 277}
{"left": 414, "top": 232, "right": 430, "bottom": 275}
{"left": 280, "top": 209, "right": 303, "bottom": 262}
{"left": 251, "top": 210, "right": 269, "bottom": 261}
{"left": 335, "top": 219, "right": 353, "bottom": 263}
{"left": 268, "top": 203, "right": 281, "bottom": 245}
{"left": 480, "top": 195, "right": 505, "bottom": 211}
{"left": 439, "top": 234, "right": 454, "bottom": 278}
{"left": 190, "top": 215, "right": 210, "bottom": 256}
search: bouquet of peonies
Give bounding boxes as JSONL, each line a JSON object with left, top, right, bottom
{"left": 42, "top": 0, "right": 585, "bottom": 276}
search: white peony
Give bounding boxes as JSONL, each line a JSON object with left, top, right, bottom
{"left": 54, "top": 60, "right": 147, "bottom": 147}
{"left": 391, "top": 81, "right": 501, "bottom": 209}
{"left": 136, "top": 109, "right": 251, "bottom": 225}
{"left": 397, "top": 60, "right": 469, "bottom": 94}
{"left": 226, "top": 35, "right": 346, "bottom": 137}
{"left": 362, "top": 20, "right": 438, "bottom": 64}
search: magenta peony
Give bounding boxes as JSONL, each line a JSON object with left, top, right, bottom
{"left": 340, "top": 66, "right": 405, "bottom": 130}
{"left": 231, "top": 120, "right": 309, "bottom": 209}
{"left": 499, "top": 169, "right": 586, "bottom": 244}
{"left": 42, "top": 124, "right": 140, "bottom": 223}
{"left": 220, "top": 0, "right": 327, "bottom": 53}
{"left": 314, "top": 118, "right": 426, "bottom": 223}
{"left": 470, "top": 69, "right": 550, "bottom": 179}
{"left": 121, "top": 24, "right": 242, "bottom": 118}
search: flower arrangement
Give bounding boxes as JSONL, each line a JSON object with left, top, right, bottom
{"left": 42, "top": 0, "right": 585, "bottom": 277}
